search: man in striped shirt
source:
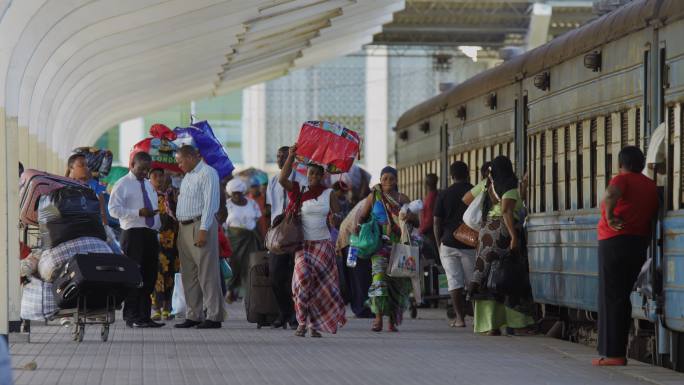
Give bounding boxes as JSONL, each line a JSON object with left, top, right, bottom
{"left": 174, "top": 145, "right": 224, "bottom": 329}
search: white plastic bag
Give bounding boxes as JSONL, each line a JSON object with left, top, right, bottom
{"left": 387, "top": 221, "right": 420, "bottom": 279}
{"left": 171, "top": 273, "right": 186, "bottom": 316}
{"left": 463, "top": 192, "right": 484, "bottom": 230}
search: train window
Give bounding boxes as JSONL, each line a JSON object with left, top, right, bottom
{"left": 565, "top": 126, "right": 572, "bottom": 210}
{"left": 621, "top": 111, "right": 629, "bottom": 148}
{"left": 552, "top": 129, "right": 559, "bottom": 211}
{"left": 636, "top": 107, "right": 641, "bottom": 149}
{"left": 540, "top": 133, "right": 546, "bottom": 213}
{"left": 577, "top": 123, "right": 584, "bottom": 209}
{"left": 668, "top": 106, "right": 675, "bottom": 211}
{"left": 590, "top": 119, "right": 598, "bottom": 208}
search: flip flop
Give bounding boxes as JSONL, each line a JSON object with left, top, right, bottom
{"left": 592, "top": 357, "right": 627, "bottom": 366}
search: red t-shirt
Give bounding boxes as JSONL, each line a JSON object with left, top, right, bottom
{"left": 598, "top": 172, "right": 658, "bottom": 240}
{"left": 419, "top": 190, "right": 437, "bottom": 235}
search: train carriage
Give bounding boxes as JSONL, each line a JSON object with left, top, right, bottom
{"left": 395, "top": 0, "right": 684, "bottom": 370}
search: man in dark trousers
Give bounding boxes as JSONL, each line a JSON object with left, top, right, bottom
{"left": 265, "top": 146, "right": 307, "bottom": 329}
{"left": 109, "top": 151, "right": 163, "bottom": 328}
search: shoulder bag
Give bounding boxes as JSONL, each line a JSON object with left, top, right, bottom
{"left": 265, "top": 184, "right": 303, "bottom": 255}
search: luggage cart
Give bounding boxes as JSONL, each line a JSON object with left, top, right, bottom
{"left": 56, "top": 292, "right": 119, "bottom": 342}
{"left": 409, "top": 261, "right": 451, "bottom": 319}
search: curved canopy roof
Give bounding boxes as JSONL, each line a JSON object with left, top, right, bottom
{"left": 0, "top": 0, "right": 404, "bottom": 158}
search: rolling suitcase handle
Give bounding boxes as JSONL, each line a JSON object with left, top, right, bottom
{"left": 95, "top": 265, "right": 125, "bottom": 272}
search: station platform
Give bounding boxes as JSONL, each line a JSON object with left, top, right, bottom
{"left": 9, "top": 303, "right": 684, "bottom": 385}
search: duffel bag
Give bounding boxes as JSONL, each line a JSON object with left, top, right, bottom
{"left": 39, "top": 214, "right": 106, "bottom": 249}
{"left": 38, "top": 237, "right": 112, "bottom": 282}
{"left": 37, "top": 186, "right": 101, "bottom": 224}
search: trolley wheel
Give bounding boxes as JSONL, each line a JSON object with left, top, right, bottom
{"left": 100, "top": 325, "right": 109, "bottom": 342}
{"left": 76, "top": 324, "right": 85, "bottom": 343}
{"left": 410, "top": 305, "right": 418, "bottom": 319}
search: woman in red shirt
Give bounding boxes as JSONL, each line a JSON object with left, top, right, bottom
{"left": 593, "top": 146, "right": 658, "bottom": 366}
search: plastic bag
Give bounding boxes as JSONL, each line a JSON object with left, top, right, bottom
{"left": 387, "top": 222, "right": 420, "bottom": 278}
{"left": 105, "top": 226, "right": 123, "bottom": 255}
{"left": 349, "top": 217, "right": 381, "bottom": 258}
{"left": 37, "top": 186, "right": 101, "bottom": 224}
{"left": 171, "top": 273, "right": 186, "bottom": 316}
{"left": 295, "top": 121, "right": 360, "bottom": 174}
{"left": 174, "top": 121, "right": 234, "bottom": 178}
{"left": 220, "top": 259, "right": 233, "bottom": 289}
{"left": 130, "top": 124, "right": 182, "bottom": 173}
{"left": 463, "top": 192, "right": 484, "bottom": 230}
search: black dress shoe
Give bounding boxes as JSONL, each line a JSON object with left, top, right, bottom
{"left": 196, "top": 320, "right": 221, "bottom": 329}
{"left": 144, "top": 320, "right": 165, "bottom": 328}
{"left": 127, "top": 321, "right": 151, "bottom": 328}
{"left": 174, "top": 319, "right": 201, "bottom": 328}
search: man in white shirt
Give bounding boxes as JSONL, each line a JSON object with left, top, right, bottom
{"left": 108, "top": 152, "right": 163, "bottom": 328}
{"left": 265, "top": 146, "right": 307, "bottom": 329}
{"left": 174, "top": 145, "right": 223, "bottom": 329}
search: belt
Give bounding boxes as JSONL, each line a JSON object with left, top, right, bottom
{"left": 180, "top": 217, "right": 201, "bottom": 226}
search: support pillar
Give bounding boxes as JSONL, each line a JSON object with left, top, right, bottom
{"left": 364, "top": 46, "right": 389, "bottom": 184}
{"left": 118, "top": 118, "right": 145, "bottom": 167}
{"left": 0, "top": 110, "right": 22, "bottom": 337}
{"left": 242, "top": 83, "right": 266, "bottom": 170}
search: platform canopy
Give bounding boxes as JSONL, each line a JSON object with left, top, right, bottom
{"left": 0, "top": 0, "right": 404, "bottom": 159}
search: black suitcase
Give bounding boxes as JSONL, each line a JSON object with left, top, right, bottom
{"left": 244, "top": 251, "right": 280, "bottom": 328}
{"left": 52, "top": 253, "right": 142, "bottom": 309}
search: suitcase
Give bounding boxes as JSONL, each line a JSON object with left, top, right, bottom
{"left": 52, "top": 253, "right": 142, "bottom": 309}
{"left": 244, "top": 251, "right": 280, "bottom": 328}
{"left": 19, "top": 169, "right": 86, "bottom": 227}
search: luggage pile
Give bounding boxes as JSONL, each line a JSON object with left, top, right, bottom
{"left": 18, "top": 169, "right": 141, "bottom": 342}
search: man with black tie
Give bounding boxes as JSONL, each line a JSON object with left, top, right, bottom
{"left": 109, "top": 151, "right": 163, "bottom": 328}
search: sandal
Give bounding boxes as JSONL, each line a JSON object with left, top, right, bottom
{"left": 478, "top": 329, "right": 501, "bottom": 336}
{"left": 151, "top": 311, "right": 161, "bottom": 321}
{"left": 310, "top": 329, "right": 322, "bottom": 338}
{"left": 371, "top": 318, "right": 383, "bottom": 332}
{"left": 449, "top": 319, "right": 466, "bottom": 328}
{"left": 387, "top": 319, "right": 398, "bottom": 332}
{"left": 294, "top": 325, "right": 307, "bottom": 337}
{"left": 592, "top": 357, "right": 627, "bottom": 366}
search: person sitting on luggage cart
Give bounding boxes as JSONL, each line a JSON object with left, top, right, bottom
{"left": 108, "top": 151, "right": 163, "bottom": 328}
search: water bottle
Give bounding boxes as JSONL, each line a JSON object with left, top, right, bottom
{"left": 346, "top": 246, "right": 359, "bottom": 268}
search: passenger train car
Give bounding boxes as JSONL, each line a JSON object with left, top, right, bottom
{"left": 395, "top": 0, "right": 684, "bottom": 370}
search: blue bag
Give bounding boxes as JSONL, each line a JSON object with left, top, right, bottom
{"left": 174, "top": 121, "right": 234, "bottom": 179}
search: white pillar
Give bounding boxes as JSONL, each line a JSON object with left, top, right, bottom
{"left": 118, "top": 118, "right": 145, "bottom": 167}
{"left": 527, "top": 3, "right": 552, "bottom": 50}
{"left": 1, "top": 111, "right": 21, "bottom": 336}
{"left": 364, "top": 46, "right": 389, "bottom": 184}
{"left": 241, "top": 83, "right": 266, "bottom": 170}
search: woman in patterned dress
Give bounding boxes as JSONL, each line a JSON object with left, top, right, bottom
{"left": 149, "top": 168, "right": 179, "bottom": 321}
{"left": 279, "top": 144, "right": 346, "bottom": 337}
{"left": 357, "top": 166, "right": 413, "bottom": 332}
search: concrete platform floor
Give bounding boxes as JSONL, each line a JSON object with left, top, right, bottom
{"left": 9, "top": 303, "right": 684, "bottom": 385}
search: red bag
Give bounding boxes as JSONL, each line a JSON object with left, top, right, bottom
{"left": 130, "top": 124, "right": 182, "bottom": 173}
{"left": 295, "top": 121, "right": 360, "bottom": 174}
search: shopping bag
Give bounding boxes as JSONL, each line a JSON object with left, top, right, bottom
{"left": 387, "top": 221, "right": 420, "bottom": 278}
{"left": 220, "top": 259, "right": 233, "bottom": 289}
{"left": 349, "top": 216, "right": 381, "bottom": 258}
{"left": 174, "top": 121, "right": 234, "bottom": 178}
{"left": 20, "top": 277, "right": 58, "bottom": 321}
{"left": 462, "top": 192, "right": 484, "bottom": 230}
{"left": 295, "top": 121, "right": 360, "bottom": 174}
{"left": 171, "top": 273, "right": 186, "bottom": 316}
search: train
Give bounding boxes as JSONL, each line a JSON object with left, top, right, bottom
{"left": 394, "top": 0, "right": 684, "bottom": 371}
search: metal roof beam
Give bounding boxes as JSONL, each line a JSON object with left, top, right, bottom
{"left": 383, "top": 25, "right": 528, "bottom": 34}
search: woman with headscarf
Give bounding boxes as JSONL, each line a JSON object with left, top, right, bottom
{"left": 357, "top": 166, "right": 413, "bottom": 332}
{"left": 279, "top": 144, "right": 346, "bottom": 338}
{"left": 464, "top": 155, "right": 535, "bottom": 336}
{"left": 224, "top": 178, "right": 263, "bottom": 301}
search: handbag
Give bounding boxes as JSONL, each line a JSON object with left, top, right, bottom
{"left": 387, "top": 221, "right": 420, "bottom": 278}
{"left": 349, "top": 216, "right": 381, "bottom": 258}
{"left": 453, "top": 223, "right": 479, "bottom": 248}
{"left": 462, "top": 191, "right": 484, "bottom": 230}
{"left": 264, "top": 186, "right": 303, "bottom": 254}
{"left": 486, "top": 250, "right": 527, "bottom": 296}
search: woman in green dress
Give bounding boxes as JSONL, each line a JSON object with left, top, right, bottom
{"left": 463, "top": 156, "right": 535, "bottom": 335}
{"left": 357, "top": 166, "right": 413, "bottom": 332}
